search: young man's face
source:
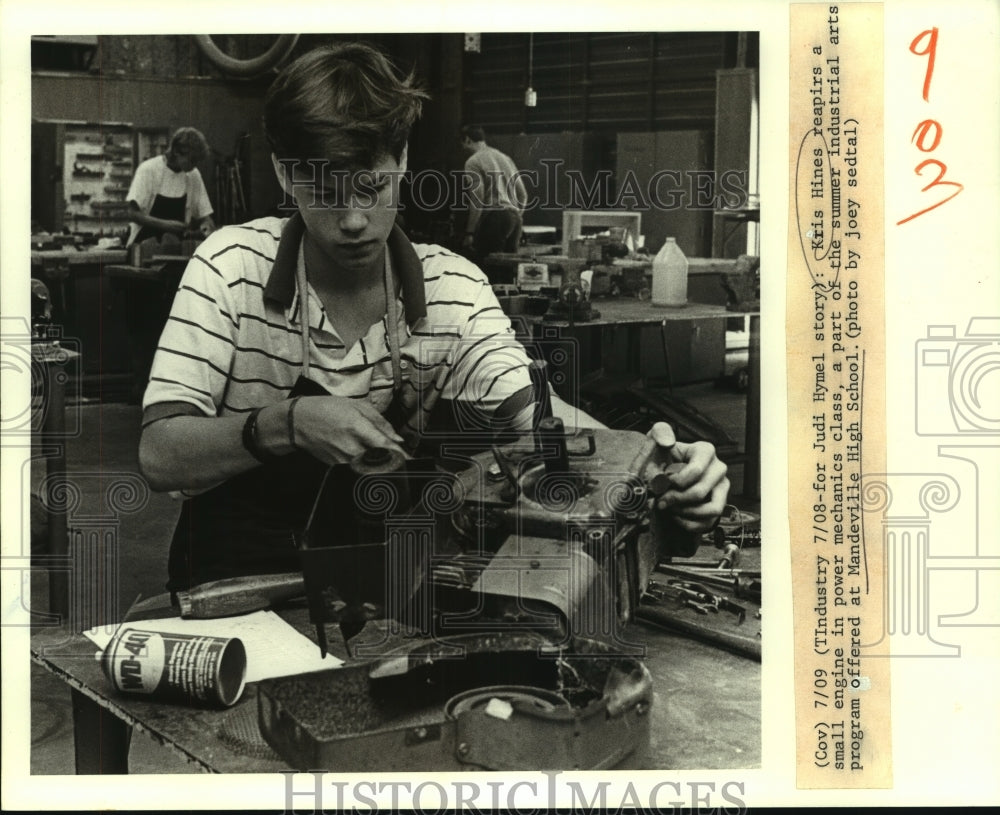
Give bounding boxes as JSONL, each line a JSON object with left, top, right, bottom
{"left": 278, "top": 154, "right": 402, "bottom": 277}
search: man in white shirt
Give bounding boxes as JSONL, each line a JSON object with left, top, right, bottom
{"left": 126, "top": 127, "right": 216, "bottom": 247}
{"left": 460, "top": 125, "right": 527, "bottom": 263}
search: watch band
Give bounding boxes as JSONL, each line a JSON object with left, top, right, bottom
{"left": 242, "top": 407, "right": 277, "bottom": 464}
{"left": 286, "top": 396, "right": 302, "bottom": 448}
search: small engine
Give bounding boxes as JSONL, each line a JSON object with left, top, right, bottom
{"left": 258, "top": 417, "right": 695, "bottom": 771}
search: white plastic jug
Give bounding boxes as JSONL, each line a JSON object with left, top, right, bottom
{"left": 651, "top": 237, "right": 688, "bottom": 307}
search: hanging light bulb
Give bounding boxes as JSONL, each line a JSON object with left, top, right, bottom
{"left": 525, "top": 33, "right": 537, "bottom": 107}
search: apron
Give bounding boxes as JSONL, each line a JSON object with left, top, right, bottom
{"left": 165, "top": 249, "right": 407, "bottom": 592}
{"left": 133, "top": 191, "right": 186, "bottom": 244}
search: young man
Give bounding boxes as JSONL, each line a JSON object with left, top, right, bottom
{"left": 126, "top": 127, "right": 216, "bottom": 246}
{"left": 138, "top": 43, "right": 728, "bottom": 591}
{"left": 460, "top": 125, "right": 528, "bottom": 262}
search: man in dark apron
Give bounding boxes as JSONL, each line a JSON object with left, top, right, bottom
{"left": 126, "top": 127, "right": 215, "bottom": 247}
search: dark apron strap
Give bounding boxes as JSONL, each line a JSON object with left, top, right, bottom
{"left": 134, "top": 192, "right": 186, "bottom": 244}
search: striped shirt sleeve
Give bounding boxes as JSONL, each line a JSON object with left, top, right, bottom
{"left": 438, "top": 270, "right": 532, "bottom": 416}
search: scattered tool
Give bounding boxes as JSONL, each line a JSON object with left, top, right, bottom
{"left": 716, "top": 542, "right": 740, "bottom": 569}
{"left": 714, "top": 526, "right": 762, "bottom": 547}
{"left": 656, "top": 563, "right": 762, "bottom": 604}
{"left": 683, "top": 598, "right": 716, "bottom": 615}
{"left": 124, "top": 572, "right": 305, "bottom": 622}
{"left": 637, "top": 576, "right": 759, "bottom": 660}
{"left": 654, "top": 578, "right": 748, "bottom": 624}
{"left": 635, "top": 602, "right": 761, "bottom": 661}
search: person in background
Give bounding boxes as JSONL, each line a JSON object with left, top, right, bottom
{"left": 126, "top": 127, "right": 216, "bottom": 247}
{"left": 459, "top": 125, "right": 527, "bottom": 263}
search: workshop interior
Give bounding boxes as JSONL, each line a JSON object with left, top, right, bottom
{"left": 28, "top": 32, "right": 762, "bottom": 773}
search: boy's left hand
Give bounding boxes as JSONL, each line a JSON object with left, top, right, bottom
{"left": 648, "top": 421, "right": 730, "bottom": 534}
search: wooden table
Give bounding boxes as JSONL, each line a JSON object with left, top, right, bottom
{"left": 31, "top": 593, "right": 760, "bottom": 774}
{"left": 31, "top": 248, "right": 129, "bottom": 267}
{"left": 31, "top": 249, "right": 131, "bottom": 385}
{"left": 30, "top": 249, "right": 129, "bottom": 327}
{"left": 538, "top": 299, "right": 752, "bottom": 328}
{"left": 29, "top": 250, "right": 189, "bottom": 395}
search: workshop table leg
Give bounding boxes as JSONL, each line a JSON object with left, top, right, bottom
{"left": 43, "top": 359, "right": 69, "bottom": 621}
{"left": 533, "top": 323, "right": 579, "bottom": 405}
{"left": 71, "top": 689, "right": 131, "bottom": 774}
{"left": 743, "top": 314, "right": 761, "bottom": 499}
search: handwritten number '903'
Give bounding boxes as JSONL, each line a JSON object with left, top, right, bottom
{"left": 897, "top": 27, "right": 963, "bottom": 226}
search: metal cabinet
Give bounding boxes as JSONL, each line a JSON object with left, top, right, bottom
{"left": 31, "top": 119, "right": 170, "bottom": 237}
{"left": 32, "top": 119, "right": 134, "bottom": 237}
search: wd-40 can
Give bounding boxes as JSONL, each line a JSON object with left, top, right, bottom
{"left": 99, "top": 627, "right": 246, "bottom": 707}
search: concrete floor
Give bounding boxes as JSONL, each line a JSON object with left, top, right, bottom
{"left": 29, "top": 380, "right": 757, "bottom": 774}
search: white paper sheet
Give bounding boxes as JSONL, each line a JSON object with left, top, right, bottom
{"left": 83, "top": 611, "right": 342, "bottom": 682}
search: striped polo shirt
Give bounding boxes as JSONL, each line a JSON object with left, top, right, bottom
{"left": 142, "top": 213, "right": 533, "bottom": 446}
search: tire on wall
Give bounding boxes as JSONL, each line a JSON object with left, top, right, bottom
{"left": 193, "top": 35, "right": 299, "bottom": 78}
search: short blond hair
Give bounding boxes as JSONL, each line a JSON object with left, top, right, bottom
{"left": 168, "top": 127, "right": 209, "bottom": 163}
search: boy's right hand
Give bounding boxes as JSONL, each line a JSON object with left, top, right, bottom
{"left": 291, "top": 395, "right": 407, "bottom": 463}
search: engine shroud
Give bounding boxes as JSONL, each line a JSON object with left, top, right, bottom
{"left": 257, "top": 632, "right": 653, "bottom": 771}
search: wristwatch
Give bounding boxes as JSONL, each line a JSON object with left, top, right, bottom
{"left": 242, "top": 407, "right": 278, "bottom": 464}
